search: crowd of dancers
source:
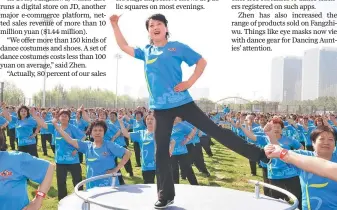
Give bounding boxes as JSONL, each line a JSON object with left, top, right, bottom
{"left": 0, "top": 103, "right": 218, "bottom": 210}
{"left": 1, "top": 102, "right": 337, "bottom": 210}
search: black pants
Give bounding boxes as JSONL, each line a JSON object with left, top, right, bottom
{"left": 153, "top": 102, "right": 266, "bottom": 201}
{"left": 134, "top": 142, "right": 141, "bottom": 166}
{"left": 41, "top": 134, "right": 52, "bottom": 155}
{"left": 125, "top": 137, "right": 129, "bottom": 146}
{"left": 262, "top": 167, "right": 271, "bottom": 197}
{"left": 18, "top": 144, "right": 38, "bottom": 157}
{"left": 123, "top": 145, "right": 133, "bottom": 175}
{"left": 270, "top": 176, "right": 302, "bottom": 210}
{"left": 306, "top": 145, "right": 314, "bottom": 151}
{"left": 249, "top": 160, "right": 257, "bottom": 175}
{"left": 186, "top": 143, "right": 209, "bottom": 174}
{"left": 33, "top": 127, "right": 38, "bottom": 142}
{"left": 114, "top": 158, "right": 125, "bottom": 185}
{"left": 170, "top": 154, "right": 198, "bottom": 185}
{"left": 0, "top": 128, "right": 7, "bottom": 151}
{"left": 200, "top": 135, "right": 213, "bottom": 157}
{"left": 56, "top": 163, "right": 82, "bottom": 201}
{"left": 142, "top": 170, "right": 156, "bottom": 184}
{"left": 8, "top": 128, "right": 16, "bottom": 150}
{"left": 79, "top": 152, "right": 83, "bottom": 163}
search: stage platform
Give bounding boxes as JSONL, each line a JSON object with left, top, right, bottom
{"left": 58, "top": 184, "right": 297, "bottom": 210}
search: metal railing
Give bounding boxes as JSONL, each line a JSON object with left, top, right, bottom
{"left": 74, "top": 173, "right": 127, "bottom": 210}
{"left": 72, "top": 175, "right": 299, "bottom": 210}
{"left": 248, "top": 180, "right": 299, "bottom": 210}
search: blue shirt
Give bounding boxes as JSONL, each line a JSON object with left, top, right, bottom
{"left": 245, "top": 123, "right": 260, "bottom": 144}
{"left": 70, "top": 118, "right": 89, "bottom": 133}
{"left": 77, "top": 141, "right": 125, "bottom": 189}
{"left": 252, "top": 126, "right": 264, "bottom": 135}
{"left": 182, "top": 121, "right": 200, "bottom": 145}
{"left": 103, "top": 121, "right": 119, "bottom": 142}
{"left": 298, "top": 125, "right": 316, "bottom": 146}
{"left": 108, "top": 120, "right": 127, "bottom": 146}
{"left": 0, "top": 151, "right": 49, "bottom": 210}
{"left": 255, "top": 135, "right": 270, "bottom": 168}
{"left": 8, "top": 112, "right": 17, "bottom": 129}
{"left": 171, "top": 122, "right": 193, "bottom": 155}
{"left": 12, "top": 116, "right": 37, "bottom": 146}
{"left": 283, "top": 124, "right": 301, "bottom": 142}
{"left": 134, "top": 41, "right": 202, "bottom": 110}
{"left": 267, "top": 136, "right": 302, "bottom": 179}
{"left": 131, "top": 119, "right": 146, "bottom": 132}
{"left": 0, "top": 116, "right": 7, "bottom": 127}
{"left": 130, "top": 130, "right": 156, "bottom": 171}
{"left": 40, "top": 118, "right": 51, "bottom": 135}
{"left": 47, "top": 123, "right": 85, "bottom": 164}
{"left": 291, "top": 150, "right": 337, "bottom": 210}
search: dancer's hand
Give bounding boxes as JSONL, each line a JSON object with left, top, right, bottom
{"left": 106, "top": 168, "right": 118, "bottom": 175}
{"left": 235, "top": 120, "right": 241, "bottom": 128}
{"left": 110, "top": 14, "right": 121, "bottom": 27}
{"left": 1, "top": 102, "right": 6, "bottom": 109}
{"left": 71, "top": 150, "right": 77, "bottom": 156}
{"left": 264, "top": 144, "right": 283, "bottom": 158}
{"left": 51, "top": 118, "right": 58, "bottom": 126}
{"left": 174, "top": 81, "right": 192, "bottom": 92}
{"left": 79, "top": 104, "right": 85, "bottom": 112}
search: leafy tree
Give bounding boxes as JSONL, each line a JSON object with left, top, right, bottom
{"left": 3, "top": 81, "right": 25, "bottom": 105}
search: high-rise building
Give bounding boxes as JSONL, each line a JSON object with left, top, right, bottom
{"left": 302, "top": 48, "right": 337, "bottom": 100}
{"left": 270, "top": 57, "right": 302, "bottom": 102}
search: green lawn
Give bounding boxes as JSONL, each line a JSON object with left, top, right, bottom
{"left": 16, "top": 137, "right": 263, "bottom": 210}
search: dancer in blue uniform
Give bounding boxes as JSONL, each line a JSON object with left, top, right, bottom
{"left": 111, "top": 13, "right": 267, "bottom": 209}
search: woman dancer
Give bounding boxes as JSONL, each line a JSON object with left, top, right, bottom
{"left": 111, "top": 13, "right": 267, "bottom": 209}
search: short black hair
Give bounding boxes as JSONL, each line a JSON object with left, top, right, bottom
{"left": 135, "top": 111, "right": 143, "bottom": 118}
{"left": 311, "top": 125, "right": 335, "bottom": 143}
{"left": 88, "top": 120, "right": 108, "bottom": 135}
{"left": 145, "top": 14, "right": 170, "bottom": 44}
{"left": 17, "top": 105, "right": 30, "bottom": 120}
{"left": 109, "top": 111, "right": 117, "bottom": 117}
{"left": 58, "top": 109, "right": 71, "bottom": 121}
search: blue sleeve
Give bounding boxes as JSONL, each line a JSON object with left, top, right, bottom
{"left": 77, "top": 140, "right": 90, "bottom": 154}
{"left": 130, "top": 131, "right": 141, "bottom": 143}
{"left": 0, "top": 117, "right": 6, "bottom": 126}
{"left": 291, "top": 138, "right": 302, "bottom": 149}
{"left": 71, "top": 125, "right": 85, "bottom": 140}
{"left": 108, "top": 124, "right": 118, "bottom": 133}
{"left": 134, "top": 47, "right": 145, "bottom": 61}
{"left": 107, "top": 141, "right": 126, "bottom": 158}
{"left": 11, "top": 116, "right": 18, "bottom": 124}
{"left": 81, "top": 119, "right": 89, "bottom": 127}
{"left": 20, "top": 153, "right": 50, "bottom": 184}
{"left": 179, "top": 42, "right": 202, "bottom": 67}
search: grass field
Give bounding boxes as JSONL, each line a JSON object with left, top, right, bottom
{"left": 15, "top": 137, "right": 263, "bottom": 210}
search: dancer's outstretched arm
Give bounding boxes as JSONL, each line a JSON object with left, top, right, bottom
{"left": 265, "top": 144, "right": 337, "bottom": 182}
{"left": 110, "top": 14, "right": 135, "bottom": 57}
